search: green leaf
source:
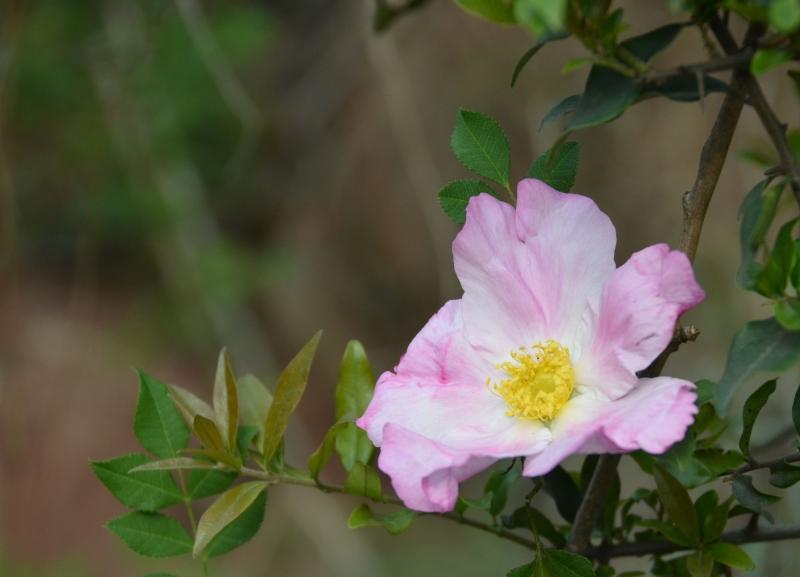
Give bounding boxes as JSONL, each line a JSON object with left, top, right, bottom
{"left": 502, "top": 506, "right": 567, "bottom": 548}
{"left": 686, "top": 550, "right": 713, "bottom": 577}
{"left": 308, "top": 415, "right": 352, "bottom": 480}
{"left": 694, "top": 448, "right": 744, "bottom": 476}
{"left": 261, "top": 331, "right": 322, "bottom": 462}
{"left": 343, "top": 462, "right": 383, "bottom": 501}
{"left": 105, "top": 512, "right": 193, "bottom": 558}
{"left": 237, "top": 374, "right": 272, "bottom": 447}
{"left": 732, "top": 475, "right": 781, "bottom": 510}
{"left": 454, "top": 0, "right": 516, "bottom": 24}
{"left": 513, "top": 0, "right": 566, "bottom": 32}
{"left": 213, "top": 349, "right": 239, "bottom": 453}
{"left": 739, "top": 379, "right": 777, "bottom": 456}
{"left": 737, "top": 180, "right": 773, "bottom": 290}
{"left": 751, "top": 49, "right": 793, "bottom": 75}
{"left": 527, "top": 142, "right": 580, "bottom": 192}
{"left": 348, "top": 504, "right": 417, "bottom": 535}
{"left": 193, "top": 481, "right": 268, "bottom": 557}
{"left": 134, "top": 370, "right": 190, "bottom": 459}
{"left": 511, "top": 31, "right": 570, "bottom": 87}
{"left": 544, "top": 465, "right": 582, "bottom": 523}
{"left": 793, "top": 382, "right": 800, "bottom": 435}
{"left": 168, "top": 384, "right": 214, "bottom": 431}
{"left": 506, "top": 563, "right": 535, "bottom": 577}
{"left": 485, "top": 466, "right": 520, "bottom": 516}
{"left": 204, "top": 490, "right": 266, "bottom": 558}
{"left": 695, "top": 380, "right": 715, "bottom": 407}
{"left": 129, "top": 457, "right": 219, "bottom": 473}
{"left": 91, "top": 454, "right": 183, "bottom": 511}
{"left": 565, "top": 66, "right": 639, "bottom": 131}
{"left": 456, "top": 492, "right": 493, "bottom": 512}
{"left": 715, "top": 317, "right": 800, "bottom": 414}
{"left": 653, "top": 464, "right": 700, "bottom": 544}
{"left": 620, "top": 23, "right": 684, "bottom": 63}
{"left": 706, "top": 542, "right": 755, "bottom": 570}
{"left": 694, "top": 491, "right": 717, "bottom": 529}
{"left": 236, "top": 424, "right": 258, "bottom": 462}
{"left": 634, "top": 519, "right": 691, "bottom": 546}
{"left": 562, "top": 58, "right": 592, "bottom": 74}
{"left": 546, "top": 549, "right": 597, "bottom": 577}
{"left": 540, "top": 94, "right": 582, "bottom": 130}
{"left": 770, "top": 0, "right": 800, "bottom": 33}
{"left": 703, "top": 497, "right": 732, "bottom": 543}
{"left": 450, "top": 109, "right": 511, "bottom": 187}
{"left": 776, "top": 300, "right": 800, "bottom": 330}
{"left": 335, "top": 341, "right": 377, "bottom": 471}
{"left": 756, "top": 217, "right": 799, "bottom": 297}
{"left": 188, "top": 468, "right": 238, "bottom": 501}
{"left": 769, "top": 459, "right": 800, "bottom": 488}
{"left": 437, "top": 180, "right": 503, "bottom": 225}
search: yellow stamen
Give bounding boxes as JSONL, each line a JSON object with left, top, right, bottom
{"left": 488, "top": 340, "right": 575, "bottom": 421}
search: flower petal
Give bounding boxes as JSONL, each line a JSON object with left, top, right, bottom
{"left": 358, "top": 299, "right": 552, "bottom": 454}
{"left": 452, "top": 193, "right": 548, "bottom": 361}
{"left": 514, "top": 179, "right": 617, "bottom": 348}
{"left": 453, "top": 182, "right": 616, "bottom": 363}
{"left": 522, "top": 377, "right": 697, "bottom": 477}
{"left": 575, "top": 244, "right": 704, "bottom": 401}
{"left": 378, "top": 424, "right": 495, "bottom": 512}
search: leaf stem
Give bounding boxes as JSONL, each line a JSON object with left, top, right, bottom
{"left": 238, "top": 466, "right": 537, "bottom": 549}
{"left": 177, "top": 469, "right": 208, "bottom": 577}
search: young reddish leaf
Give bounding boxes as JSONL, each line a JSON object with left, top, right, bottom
{"left": 129, "top": 457, "right": 218, "bottom": 473}
{"left": 237, "top": 374, "right": 272, "bottom": 447}
{"left": 261, "top": 331, "right": 323, "bottom": 462}
{"left": 193, "top": 415, "right": 225, "bottom": 453}
{"left": 213, "top": 349, "right": 239, "bottom": 453}
{"left": 168, "top": 384, "right": 214, "bottom": 431}
{"left": 193, "top": 481, "right": 269, "bottom": 557}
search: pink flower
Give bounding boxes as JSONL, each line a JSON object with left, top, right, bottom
{"left": 357, "top": 179, "right": 704, "bottom": 513}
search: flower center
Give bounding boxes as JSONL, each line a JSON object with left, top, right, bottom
{"left": 488, "top": 340, "right": 575, "bottom": 421}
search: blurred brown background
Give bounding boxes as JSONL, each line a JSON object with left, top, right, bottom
{"left": 1, "top": 0, "right": 799, "bottom": 575}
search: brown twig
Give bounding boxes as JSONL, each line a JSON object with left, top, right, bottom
{"left": 586, "top": 522, "right": 800, "bottom": 560}
{"left": 566, "top": 454, "right": 622, "bottom": 554}
{"left": 567, "top": 25, "right": 754, "bottom": 556}
{"left": 678, "top": 65, "right": 749, "bottom": 263}
{"left": 719, "top": 452, "right": 800, "bottom": 477}
{"left": 641, "top": 51, "right": 753, "bottom": 86}
{"left": 708, "top": 17, "right": 800, "bottom": 206}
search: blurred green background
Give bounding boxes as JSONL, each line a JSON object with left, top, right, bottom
{"left": 1, "top": 0, "right": 799, "bottom": 575}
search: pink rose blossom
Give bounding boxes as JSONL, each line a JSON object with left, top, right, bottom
{"left": 357, "top": 179, "right": 704, "bottom": 513}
